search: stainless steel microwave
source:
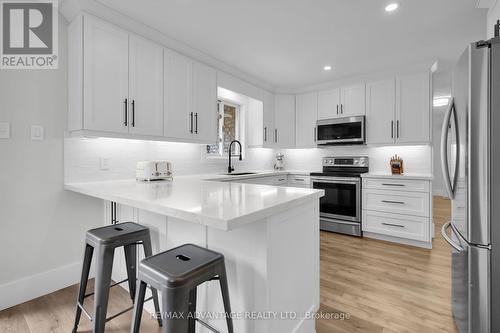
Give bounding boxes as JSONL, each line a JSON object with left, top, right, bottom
{"left": 316, "top": 116, "right": 365, "bottom": 145}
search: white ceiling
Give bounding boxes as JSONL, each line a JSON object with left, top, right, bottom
{"left": 96, "top": 0, "right": 486, "bottom": 90}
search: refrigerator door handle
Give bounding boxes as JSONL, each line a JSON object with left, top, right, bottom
{"left": 441, "top": 221, "right": 464, "bottom": 252}
{"left": 440, "top": 97, "right": 459, "bottom": 199}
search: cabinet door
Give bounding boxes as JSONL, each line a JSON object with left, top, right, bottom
{"left": 366, "top": 79, "right": 395, "bottom": 144}
{"left": 317, "top": 88, "right": 340, "bottom": 120}
{"left": 340, "top": 83, "right": 365, "bottom": 117}
{"left": 128, "top": 35, "right": 163, "bottom": 136}
{"left": 83, "top": 16, "right": 129, "bottom": 133}
{"left": 295, "top": 92, "right": 318, "bottom": 148}
{"left": 274, "top": 94, "right": 296, "bottom": 148}
{"left": 247, "top": 98, "right": 264, "bottom": 147}
{"left": 396, "top": 73, "right": 430, "bottom": 143}
{"left": 164, "top": 49, "right": 193, "bottom": 140}
{"left": 263, "top": 90, "right": 275, "bottom": 147}
{"left": 193, "top": 62, "right": 218, "bottom": 143}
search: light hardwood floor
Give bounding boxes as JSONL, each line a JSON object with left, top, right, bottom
{"left": 0, "top": 197, "right": 455, "bottom": 333}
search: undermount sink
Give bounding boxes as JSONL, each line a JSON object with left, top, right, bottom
{"left": 223, "top": 172, "right": 258, "bottom": 176}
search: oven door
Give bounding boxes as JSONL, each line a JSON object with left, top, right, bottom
{"left": 311, "top": 176, "right": 361, "bottom": 222}
{"left": 316, "top": 116, "right": 365, "bottom": 145}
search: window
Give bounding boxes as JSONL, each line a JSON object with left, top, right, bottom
{"left": 206, "top": 100, "right": 241, "bottom": 157}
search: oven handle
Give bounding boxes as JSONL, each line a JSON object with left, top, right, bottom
{"left": 311, "top": 177, "right": 360, "bottom": 184}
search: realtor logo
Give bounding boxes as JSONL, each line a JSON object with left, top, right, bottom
{"left": 1, "top": 0, "right": 58, "bottom": 69}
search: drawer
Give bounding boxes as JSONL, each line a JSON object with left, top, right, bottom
{"left": 363, "top": 178, "right": 430, "bottom": 193}
{"left": 273, "top": 175, "right": 288, "bottom": 186}
{"left": 362, "top": 210, "right": 430, "bottom": 242}
{"left": 288, "top": 175, "right": 311, "bottom": 186}
{"left": 363, "top": 189, "right": 430, "bottom": 217}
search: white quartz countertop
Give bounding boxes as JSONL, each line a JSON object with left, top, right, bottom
{"left": 65, "top": 171, "right": 323, "bottom": 231}
{"left": 361, "top": 172, "right": 434, "bottom": 180}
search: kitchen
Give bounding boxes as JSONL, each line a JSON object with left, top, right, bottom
{"left": 0, "top": 0, "right": 496, "bottom": 332}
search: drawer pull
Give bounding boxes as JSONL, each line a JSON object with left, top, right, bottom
{"left": 382, "top": 222, "right": 405, "bottom": 228}
{"left": 294, "top": 178, "right": 305, "bottom": 181}
{"left": 278, "top": 178, "right": 286, "bottom": 181}
{"left": 381, "top": 183, "right": 405, "bottom": 187}
{"left": 382, "top": 200, "right": 405, "bottom": 205}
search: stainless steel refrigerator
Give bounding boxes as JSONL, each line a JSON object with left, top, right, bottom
{"left": 441, "top": 38, "right": 500, "bottom": 333}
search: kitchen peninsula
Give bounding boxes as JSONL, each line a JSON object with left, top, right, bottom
{"left": 65, "top": 174, "right": 324, "bottom": 333}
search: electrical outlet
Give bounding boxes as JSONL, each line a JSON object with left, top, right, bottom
{"left": 0, "top": 122, "right": 10, "bottom": 139}
{"left": 100, "top": 157, "right": 110, "bottom": 171}
{"left": 31, "top": 125, "right": 44, "bottom": 141}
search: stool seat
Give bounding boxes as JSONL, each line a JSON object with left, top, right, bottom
{"left": 131, "top": 243, "right": 234, "bottom": 333}
{"left": 86, "top": 222, "right": 149, "bottom": 247}
{"left": 140, "top": 244, "right": 223, "bottom": 288}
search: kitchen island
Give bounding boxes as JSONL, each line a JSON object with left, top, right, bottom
{"left": 65, "top": 175, "right": 323, "bottom": 333}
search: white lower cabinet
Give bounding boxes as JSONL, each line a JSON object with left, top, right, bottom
{"left": 362, "top": 176, "right": 432, "bottom": 248}
{"left": 363, "top": 210, "right": 429, "bottom": 242}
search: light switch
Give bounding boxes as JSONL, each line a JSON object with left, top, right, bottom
{"left": 0, "top": 122, "right": 10, "bottom": 139}
{"left": 100, "top": 157, "right": 110, "bottom": 170}
{"left": 31, "top": 125, "right": 44, "bottom": 141}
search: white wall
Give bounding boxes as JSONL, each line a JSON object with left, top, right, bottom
{"left": 280, "top": 145, "right": 432, "bottom": 175}
{"left": 0, "top": 17, "right": 103, "bottom": 310}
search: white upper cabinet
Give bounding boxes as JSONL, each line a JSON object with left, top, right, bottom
{"left": 317, "top": 83, "right": 365, "bottom": 120}
{"left": 128, "top": 35, "right": 164, "bottom": 136}
{"left": 274, "top": 94, "right": 296, "bottom": 148}
{"left": 246, "top": 98, "right": 264, "bottom": 147}
{"left": 396, "top": 73, "right": 430, "bottom": 143}
{"left": 318, "top": 88, "right": 340, "bottom": 120}
{"left": 263, "top": 90, "right": 275, "bottom": 147}
{"left": 164, "top": 49, "right": 193, "bottom": 141}
{"left": 192, "top": 62, "right": 217, "bottom": 143}
{"left": 340, "top": 84, "right": 366, "bottom": 117}
{"left": 366, "top": 79, "right": 396, "bottom": 144}
{"left": 83, "top": 15, "right": 129, "bottom": 133}
{"left": 295, "top": 92, "right": 318, "bottom": 148}
{"left": 366, "top": 73, "right": 430, "bottom": 145}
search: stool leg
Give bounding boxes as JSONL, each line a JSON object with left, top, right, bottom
{"left": 142, "top": 237, "right": 162, "bottom": 327}
{"left": 72, "top": 244, "right": 94, "bottom": 333}
{"left": 93, "top": 246, "right": 114, "bottom": 333}
{"left": 162, "top": 288, "right": 190, "bottom": 333}
{"left": 187, "top": 287, "right": 197, "bottom": 333}
{"left": 124, "top": 243, "right": 137, "bottom": 301}
{"left": 130, "top": 280, "right": 147, "bottom": 333}
{"left": 218, "top": 266, "right": 234, "bottom": 333}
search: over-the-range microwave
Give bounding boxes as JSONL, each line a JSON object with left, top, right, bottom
{"left": 316, "top": 116, "right": 365, "bottom": 145}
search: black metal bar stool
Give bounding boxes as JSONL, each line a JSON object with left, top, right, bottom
{"left": 72, "top": 222, "right": 162, "bottom": 333}
{"left": 130, "top": 243, "right": 234, "bottom": 333}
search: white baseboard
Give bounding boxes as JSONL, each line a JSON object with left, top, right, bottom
{"left": 0, "top": 261, "right": 83, "bottom": 311}
{"left": 363, "top": 232, "right": 433, "bottom": 249}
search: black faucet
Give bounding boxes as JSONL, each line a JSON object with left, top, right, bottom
{"left": 227, "top": 140, "right": 242, "bottom": 174}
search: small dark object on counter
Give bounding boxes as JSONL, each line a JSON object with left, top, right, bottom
{"left": 390, "top": 155, "right": 404, "bottom": 175}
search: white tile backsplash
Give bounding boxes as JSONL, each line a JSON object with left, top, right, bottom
{"left": 65, "top": 137, "right": 432, "bottom": 183}
{"left": 278, "top": 145, "right": 432, "bottom": 175}
{"left": 64, "top": 137, "right": 275, "bottom": 183}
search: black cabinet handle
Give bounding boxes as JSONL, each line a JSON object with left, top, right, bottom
{"left": 124, "top": 98, "right": 128, "bottom": 126}
{"left": 131, "top": 100, "right": 135, "bottom": 127}
{"left": 382, "top": 222, "right": 405, "bottom": 228}
{"left": 381, "top": 200, "right": 406, "bottom": 205}
{"left": 341, "top": 104, "right": 343, "bottom": 114}
{"left": 189, "top": 112, "right": 193, "bottom": 133}
{"left": 264, "top": 126, "right": 267, "bottom": 142}
{"left": 381, "top": 183, "right": 405, "bottom": 187}
{"left": 195, "top": 113, "right": 198, "bottom": 134}
{"left": 391, "top": 120, "right": 394, "bottom": 138}
{"left": 275, "top": 129, "right": 278, "bottom": 143}
{"left": 314, "top": 127, "right": 317, "bottom": 142}
{"left": 336, "top": 104, "right": 339, "bottom": 115}
{"left": 397, "top": 120, "right": 400, "bottom": 138}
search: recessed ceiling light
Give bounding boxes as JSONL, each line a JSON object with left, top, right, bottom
{"left": 385, "top": 3, "right": 399, "bottom": 12}
{"left": 323, "top": 65, "right": 332, "bottom": 71}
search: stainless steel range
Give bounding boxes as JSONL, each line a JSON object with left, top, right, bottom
{"left": 310, "top": 156, "right": 369, "bottom": 237}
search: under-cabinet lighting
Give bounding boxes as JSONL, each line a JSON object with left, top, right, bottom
{"left": 385, "top": 3, "right": 399, "bottom": 12}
